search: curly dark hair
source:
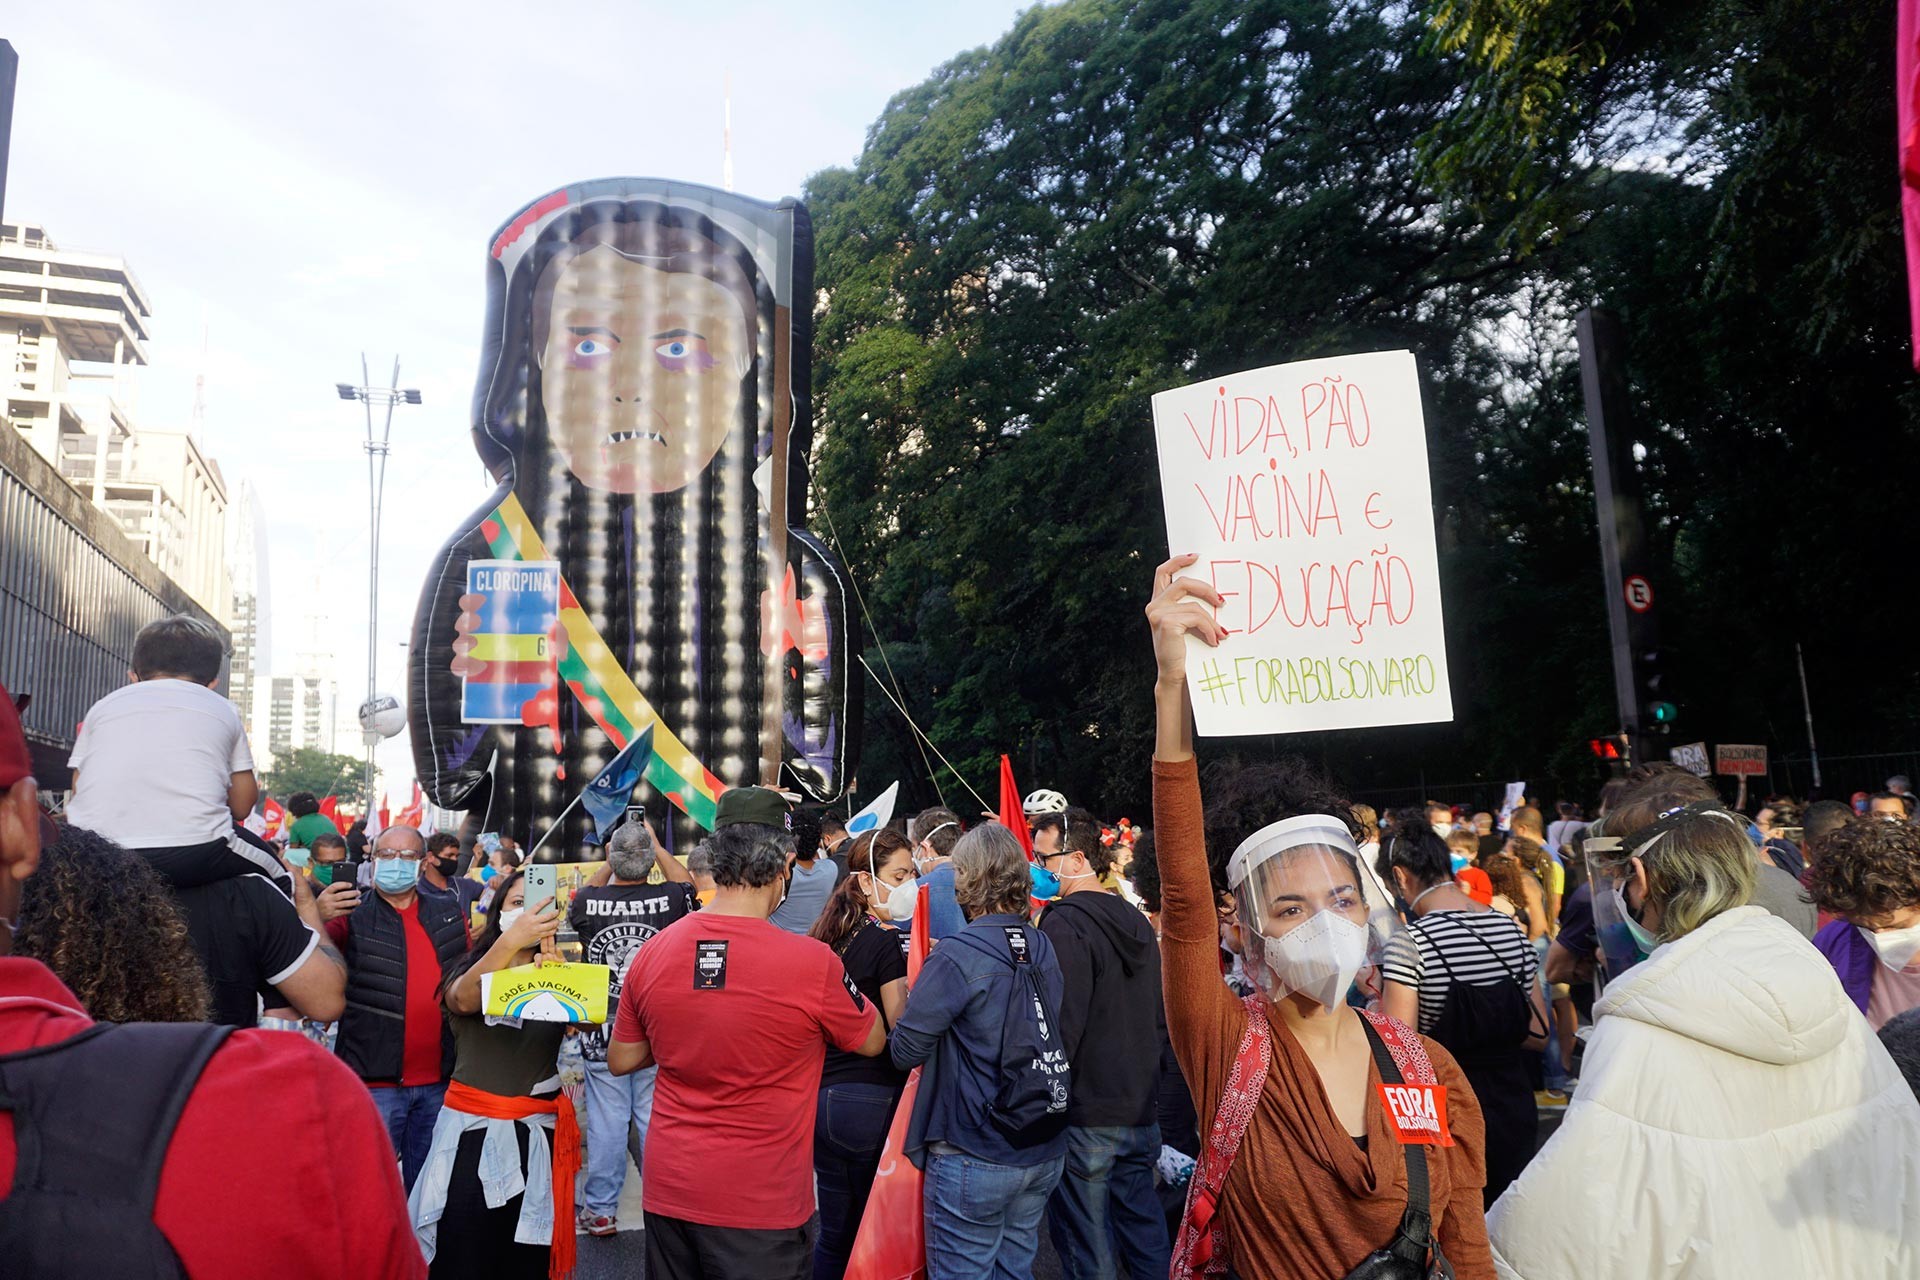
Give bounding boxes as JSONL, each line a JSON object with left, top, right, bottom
{"left": 1199, "top": 757, "right": 1356, "bottom": 893}
{"left": 14, "top": 826, "right": 211, "bottom": 1022}
{"left": 1482, "top": 850, "right": 1534, "bottom": 914}
{"left": 1806, "top": 817, "right": 1920, "bottom": 921}
{"left": 1126, "top": 831, "right": 1160, "bottom": 913}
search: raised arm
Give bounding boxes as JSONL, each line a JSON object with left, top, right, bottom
{"left": 1147, "top": 556, "right": 1240, "bottom": 1085}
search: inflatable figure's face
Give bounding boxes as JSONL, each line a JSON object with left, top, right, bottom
{"left": 537, "top": 245, "right": 751, "bottom": 494}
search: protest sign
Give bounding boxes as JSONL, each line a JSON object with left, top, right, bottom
{"left": 1499, "top": 782, "right": 1526, "bottom": 830}
{"left": 1151, "top": 351, "right": 1451, "bottom": 736}
{"left": 461, "top": 559, "right": 561, "bottom": 724}
{"left": 1715, "top": 744, "right": 1768, "bottom": 777}
{"left": 480, "top": 961, "right": 611, "bottom": 1024}
{"left": 1670, "top": 742, "right": 1711, "bottom": 777}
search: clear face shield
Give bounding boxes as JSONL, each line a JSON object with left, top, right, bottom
{"left": 1582, "top": 826, "right": 1652, "bottom": 990}
{"left": 1228, "top": 816, "right": 1409, "bottom": 1012}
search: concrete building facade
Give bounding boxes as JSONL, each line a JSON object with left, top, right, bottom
{"left": 1, "top": 221, "right": 228, "bottom": 618}
{"left": 0, "top": 421, "right": 228, "bottom": 791}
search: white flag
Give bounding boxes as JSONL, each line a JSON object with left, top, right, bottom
{"left": 846, "top": 782, "right": 900, "bottom": 837}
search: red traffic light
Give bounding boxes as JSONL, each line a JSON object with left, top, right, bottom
{"left": 1588, "top": 737, "right": 1624, "bottom": 760}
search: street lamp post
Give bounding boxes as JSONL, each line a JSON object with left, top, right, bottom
{"left": 336, "top": 357, "right": 422, "bottom": 811}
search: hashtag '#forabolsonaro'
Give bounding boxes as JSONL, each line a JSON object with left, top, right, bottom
{"left": 1196, "top": 659, "right": 1233, "bottom": 704}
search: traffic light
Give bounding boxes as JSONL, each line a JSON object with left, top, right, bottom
{"left": 1637, "top": 648, "right": 1675, "bottom": 733}
{"left": 1588, "top": 735, "right": 1627, "bottom": 761}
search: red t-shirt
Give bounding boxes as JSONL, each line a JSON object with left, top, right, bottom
{"left": 326, "top": 898, "right": 444, "bottom": 1087}
{"left": 0, "top": 958, "right": 423, "bottom": 1278}
{"left": 611, "top": 911, "right": 877, "bottom": 1229}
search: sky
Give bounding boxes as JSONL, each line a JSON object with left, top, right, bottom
{"left": 4, "top": 0, "right": 1035, "bottom": 798}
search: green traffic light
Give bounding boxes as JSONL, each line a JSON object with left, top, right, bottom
{"left": 1649, "top": 701, "right": 1678, "bottom": 724}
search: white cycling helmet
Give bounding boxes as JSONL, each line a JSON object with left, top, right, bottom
{"left": 1023, "top": 788, "right": 1069, "bottom": 818}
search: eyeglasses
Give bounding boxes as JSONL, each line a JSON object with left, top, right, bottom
{"left": 374, "top": 851, "right": 425, "bottom": 863}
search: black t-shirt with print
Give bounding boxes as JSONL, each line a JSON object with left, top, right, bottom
{"left": 172, "top": 874, "right": 322, "bottom": 1028}
{"left": 569, "top": 881, "right": 695, "bottom": 1062}
{"left": 821, "top": 919, "right": 909, "bottom": 1090}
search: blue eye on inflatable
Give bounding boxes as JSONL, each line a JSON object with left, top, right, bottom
{"left": 407, "top": 178, "right": 857, "bottom": 857}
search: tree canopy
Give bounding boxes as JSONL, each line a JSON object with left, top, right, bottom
{"left": 260, "top": 747, "right": 368, "bottom": 808}
{"left": 803, "top": 0, "right": 1917, "bottom": 817}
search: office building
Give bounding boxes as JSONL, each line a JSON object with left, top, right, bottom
{"left": 1, "top": 220, "right": 228, "bottom": 618}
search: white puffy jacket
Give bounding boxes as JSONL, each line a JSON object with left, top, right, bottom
{"left": 1487, "top": 906, "right": 1920, "bottom": 1279}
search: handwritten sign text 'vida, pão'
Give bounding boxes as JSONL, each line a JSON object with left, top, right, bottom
{"left": 1151, "top": 351, "right": 1453, "bottom": 736}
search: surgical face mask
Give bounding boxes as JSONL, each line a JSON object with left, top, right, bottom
{"left": 374, "top": 857, "right": 420, "bottom": 894}
{"left": 1030, "top": 862, "right": 1061, "bottom": 901}
{"left": 497, "top": 907, "right": 524, "bottom": 935}
{"left": 1261, "top": 909, "right": 1371, "bottom": 1011}
{"left": 885, "top": 876, "right": 918, "bottom": 922}
{"left": 285, "top": 848, "right": 312, "bottom": 870}
{"left": 1859, "top": 921, "right": 1920, "bottom": 973}
{"left": 1610, "top": 886, "right": 1660, "bottom": 955}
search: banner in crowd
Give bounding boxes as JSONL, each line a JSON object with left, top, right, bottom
{"left": 1151, "top": 350, "right": 1453, "bottom": 736}
{"left": 480, "top": 961, "right": 611, "bottom": 1023}
{"left": 1716, "top": 744, "right": 1767, "bottom": 777}
{"left": 1670, "top": 742, "right": 1711, "bottom": 777}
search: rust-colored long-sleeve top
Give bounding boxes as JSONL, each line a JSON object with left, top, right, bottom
{"left": 1155, "top": 757, "right": 1495, "bottom": 1280}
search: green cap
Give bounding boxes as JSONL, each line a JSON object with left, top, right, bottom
{"left": 713, "top": 786, "right": 792, "bottom": 831}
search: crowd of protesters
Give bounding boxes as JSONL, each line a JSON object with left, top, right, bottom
{"left": 5, "top": 596, "right": 1920, "bottom": 1278}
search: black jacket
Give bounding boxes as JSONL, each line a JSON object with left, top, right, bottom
{"left": 1037, "top": 890, "right": 1163, "bottom": 1127}
{"left": 335, "top": 890, "right": 467, "bottom": 1083}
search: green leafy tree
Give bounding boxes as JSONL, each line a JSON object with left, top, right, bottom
{"left": 260, "top": 747, "right": 368, "bottom": 809}
{"left": 806, "top": 0, "right": 1565, "bottom": 814}
{"left": 807, "top": 0, "right": 1918, "bottom": 818}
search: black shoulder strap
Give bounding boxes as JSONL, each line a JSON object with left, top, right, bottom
{"left": 0, "top": 1022, "right": 234, "bottom": 1209}
{"left": 1359, "top": 1018, "right": 1434, "bottom": 1259}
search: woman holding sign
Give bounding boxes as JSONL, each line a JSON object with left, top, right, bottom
{"left": 410, "top": 870, "right": 574, "bottom": 1280}
{"left": 1147, "top": 554, "right": 1493, "bottom": 1280}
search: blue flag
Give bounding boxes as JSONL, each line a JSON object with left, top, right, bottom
{"left": 580, "top": 724, "right": 655, "bottom": 845}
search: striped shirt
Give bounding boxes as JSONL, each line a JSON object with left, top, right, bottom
{"left": 1381, "top": 909, "right": 1537, "bottom": 1035}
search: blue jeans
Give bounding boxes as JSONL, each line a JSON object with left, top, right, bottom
{"left": 923, "top": 1149, "right": 1065, "bottom": 1280}
{"left": 812, "top": 1082, "right": 903, "bottom": 1280}
{"left": 371, "top": 1080, "right": 446, "bottom": 1193}
{"left": 1045, "top": 1124, "right": 1170, "bottom": 1280}
{"left": 580, "top": 1059, "right": 656, "bottom": 1218}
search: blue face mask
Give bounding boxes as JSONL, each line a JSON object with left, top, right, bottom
{"left": 1030, "top": 861, "right": 1060, "bottom": 901}
{"left": 374, "top": 857, "right": 420, "bottom": 894}
{"left": 1449, "top": 850, "right": 1470, "bottom": 875}
{"left": 285, "top": 848, "right": 311, "bottom": 869}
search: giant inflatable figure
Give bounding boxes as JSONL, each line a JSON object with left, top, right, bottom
{"left": 408, "top": 179, "right": 855, "bottom": 856}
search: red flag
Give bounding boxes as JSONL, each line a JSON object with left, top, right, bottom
{"left": 395, "top": 782, "right": 426, "bottom": 831}
{"left": 844, "top": 885, "right": 933, "bottom": 1280}
{"left": 997, "top": 754, "right": 1033, "bottom": 857}
{"left": 319, "top": 795, "right": 347, "bottom": 834}
{"left": 261, "top": 797, "right": 287, "bottom": 838}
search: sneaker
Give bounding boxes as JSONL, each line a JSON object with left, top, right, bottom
{"left": 1534, "top": 1088, "right": 1570, "bottom": 1108}
{"left": 579, "top": 1212, "right": 618, "bottom": 1238}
